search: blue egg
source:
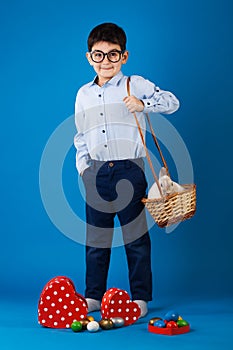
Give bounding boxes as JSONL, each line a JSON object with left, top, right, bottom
{"left": 154, "top": 320, "right": 166, "bottom": 328}
{"left": 164, "top": 310, "right": 179, "bottom": 322}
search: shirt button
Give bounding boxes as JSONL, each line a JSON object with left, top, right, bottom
{"left": 100, "top": 113, "right": 103, "bottom": 116}
{"left": 104, "top": 144, "right": 107, "bottom": 147}
{"left": 109, "top": 162, "right": 114, "bottom": 167}
{"left": 98, "top": 94, "right": 102, "bottom": 97}
{"left": 102, "top": 130, "right": 105, "bottom": 133}
{"left": 147, "top": 102, "right": 150, "bottom": 105}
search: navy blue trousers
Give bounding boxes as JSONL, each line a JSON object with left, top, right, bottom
{"left": 82, "top": 158, "right": 152, "bottom": 301}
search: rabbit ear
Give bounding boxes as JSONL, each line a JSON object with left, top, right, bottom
{"left": 159, "top": 167, "right": 167, "bottom": 177}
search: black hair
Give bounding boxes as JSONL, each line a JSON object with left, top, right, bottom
{"left": 87, "top": 23, "right": 127, "bottom": 52}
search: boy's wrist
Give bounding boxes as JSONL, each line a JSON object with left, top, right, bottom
{"left": 136, "top": 100, "right": 144, "bottom": 112}
{"left": 139, "top": 100, "right": 145, "bottom": 111}
{"left": 141, "top": 98, "right": 154, "bottom": 112}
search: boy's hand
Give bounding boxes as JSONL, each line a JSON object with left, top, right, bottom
{"left": 123, "top": 95, "right": 144, "bottom": 113}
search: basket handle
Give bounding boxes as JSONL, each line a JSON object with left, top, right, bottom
{"left": 145, "top": 113, "right": 170, "bottom": 177}
{"left": 126, "top": 76, "right": 169, "bottom": 196}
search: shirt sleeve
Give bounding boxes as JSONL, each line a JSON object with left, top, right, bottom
{"left": 131, "top": 75, "right": 180, "bottom": 114}
{"left": 74, "top": 90, "right": 91, "bottom": 175}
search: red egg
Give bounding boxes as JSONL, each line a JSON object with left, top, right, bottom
{"left": 166, "top": 321, "right": 178, "bottom": 328}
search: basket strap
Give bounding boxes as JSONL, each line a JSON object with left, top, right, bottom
{"left": 126, "top": 76, "right": 163, "bottom": 197}
{"left": 145, "top": 114, "right": 170, "bottom": 177}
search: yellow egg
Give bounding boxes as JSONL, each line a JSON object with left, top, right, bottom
{"left": 178, "top": 316, "right": 183, "bottom": 320}
{"left": 86, "top": 315, "right": 95, "bottom": 322}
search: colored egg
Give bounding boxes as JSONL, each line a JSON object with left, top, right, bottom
{"left": 71, "top": 321, "right": 82, "bottom": 332}
{"left": 149, "top": 317, "right": 162, "bottom": 325}
{"left": 164, "top": 310, "right": 179, "bottom": 322}
{"left": 154, "top": 320, "right": 166, "bottom": 328}
{"left": 166, "top": 321, "right": 178, "bottom": 328}
{"left": 86, "top": 316, "right": 95, "bottom": 322}
{"left": 99, "top": 319, "right": 114, "bottom": 330}
{"left": 110, "top": 317, "right": 125, "bottom": 328}
{"left": 79, "top": 319, "right": 90, "bottom": 330}
{"left": 177, "top": 319, "right": 189, "bottom": 327}
{"left": 178, "top": 316, "right": 183, "bottom": 320}
{"left": 87, "top": 320, "right": 100, "bottom": 332}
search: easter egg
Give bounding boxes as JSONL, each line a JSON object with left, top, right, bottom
{"left": 79, "top": 319, "right": 90, "bottom": 330}
{"left": 99, "top": 319, "right": 114, "bottom": 330}
{"left": 87, "top": 320, "right": 100, "bottom": 332}
{"left": 149, "top": 317, "right": 162, "bottom": 326}
{"left": 154, "top": 320, "right": 166, "bottom": 328}
{"left": 110, "top": 317, "right": 125, "bottom": 328}
{"left": 177, "top": 319, "right": 189, "bottom": 327}
{"left": 166, "top": 321, "right": 178, "bottom": 328}
{"left": 71, "top": 321, "right": 82, "bottom": 332}
{"left": 164, "top": 310, "right": 179, "bottom": 322}
{"left": 86, "top": 316, "right": 95, "bottom": 322}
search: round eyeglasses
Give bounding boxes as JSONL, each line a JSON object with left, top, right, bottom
{"left": 90, "top": 49, "right": 124, "bottom": 63}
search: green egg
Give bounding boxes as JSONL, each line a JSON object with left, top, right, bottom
{"left": 71, "top": 321, "right": 82, "bottom": 332}
{"left": 177, "top": 319, "right": 189, "bottom": 327}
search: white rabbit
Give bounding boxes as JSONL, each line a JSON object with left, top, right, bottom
{"left": 148, "top": 167, "right": 185, "bottom": 199}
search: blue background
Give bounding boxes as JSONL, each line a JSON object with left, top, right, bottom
{"left": 0, "top": 0, "right": 233, "bottom": 349}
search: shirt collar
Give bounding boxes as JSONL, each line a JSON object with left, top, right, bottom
{"left": 89, "top": 71, "right": 124, "bottom": 87}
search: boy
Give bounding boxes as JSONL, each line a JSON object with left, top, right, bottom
{"left": 74, "top": 23, "right": 179, "bottom": 317}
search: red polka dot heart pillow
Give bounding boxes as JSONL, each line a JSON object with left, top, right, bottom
{"left": 38, "top": 276, "right": 88, "bottom": 329}
{"left": 101, "top": 288, "right": 141, "bottom": 326}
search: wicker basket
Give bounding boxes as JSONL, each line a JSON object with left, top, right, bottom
{"left": 127, "top": 77, "right": 196, "bottom": 228}
{"left": 142, "top": 184, "right": 196, "bottom": 228}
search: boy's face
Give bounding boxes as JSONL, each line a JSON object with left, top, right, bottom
{"left": 86, "top": 41, "right": 128, "bottom": 86}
